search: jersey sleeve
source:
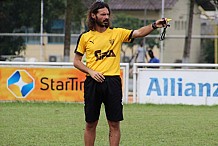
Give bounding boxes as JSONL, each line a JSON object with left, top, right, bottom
{"left": 74, "top": 33, "right": 86, "bottom": 56}
{"left": 117, "top": 28, "right": 134, "bottom": 43}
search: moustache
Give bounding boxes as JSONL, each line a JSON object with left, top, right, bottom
{"left": 103, "top": 19, "right": 109, "bottom": 23}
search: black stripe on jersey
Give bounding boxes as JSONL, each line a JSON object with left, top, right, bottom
{"left": 75, "top": 52, "right": 83, "bottom": 56}
{"left": 128, "top": 30, "right": 134, "bottom": 43}
{"left": 74, "top": 31, "right": 90, "bottom": 55}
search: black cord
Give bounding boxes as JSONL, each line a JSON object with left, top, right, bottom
{"left": 159, "top": 18, "right": 171, "bottom": 41}
{"left": 160, "top": 27, "right": 167, "bottom": 41}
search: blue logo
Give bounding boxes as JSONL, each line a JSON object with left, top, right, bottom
{"left": 7, "top": 70, "right": 35, "bottom": 98}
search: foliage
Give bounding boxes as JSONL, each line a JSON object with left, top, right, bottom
{"left": 0, "top": 37, "right": 26, "bottom": 56}
{"left": 112, "top": 13, "right": 159, "bottom": 49}
{"left": 44, "top": 0, "right": 66, "bottom": 33}
{"left": 0, "top": 0, "right": 40, "bottom": 32}
{"left": 70, "top": 0, "right": 87, "bottom": 34}
{"left": 0, "top": 0, "right": 86, "bottom": 56}
{"left": 0, "top": 0, "right": 40, "bottom": 56}
{"left": 44, "top": 0, "right": 87, "bottom": 34}
{"left": 111, "top": 14, "right": 160, "bottom": 63}
{"left": 112, "top": 13, "right": 144, "bottom": 47}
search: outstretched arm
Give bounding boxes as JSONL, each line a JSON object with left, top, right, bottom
{"left": 132, "top": 18, "right": 167, "bottom": 38}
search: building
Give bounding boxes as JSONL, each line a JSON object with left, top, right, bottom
{"left": 108, "top": 0, "right": 216, "bottom": 63}
{"left": 23, "top": 0, "right": 215, "bottom": 63}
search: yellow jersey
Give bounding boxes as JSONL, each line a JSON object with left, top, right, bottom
{"left": 74, "top": 27, "right": 133, "bottom": 75}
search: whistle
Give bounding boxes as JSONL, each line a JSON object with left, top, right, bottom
{"left": 166, "top": 18, "right": 172, "bottom": 22}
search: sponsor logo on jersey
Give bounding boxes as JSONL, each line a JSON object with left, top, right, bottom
{"left": 94, "top": 50, "right": 116, "bottom": 61}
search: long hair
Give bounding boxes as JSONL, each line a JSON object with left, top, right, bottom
{"left": 86, "top": 1, "right": 111, "bottom": 31}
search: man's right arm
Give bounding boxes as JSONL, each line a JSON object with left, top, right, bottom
{"left": 73, "top": 53, "right": 105, "bottom": 82}
{"left": 73, "top": 53, "right": 90, "bottom": 74}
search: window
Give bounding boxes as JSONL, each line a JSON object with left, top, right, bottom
{"left": 48, "top": 19, "right": 64, "bottom": 44}
{"left": 175, "top": 20, "right": 187, "bottom": 30}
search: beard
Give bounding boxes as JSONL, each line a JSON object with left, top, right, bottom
{"left": 95, "top": 16, "right": 109, "bottom": 28}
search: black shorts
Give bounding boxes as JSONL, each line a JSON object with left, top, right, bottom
{"left": 84, "top": 76, "right": 123, "bottom": 123}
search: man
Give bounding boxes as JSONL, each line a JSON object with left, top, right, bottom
{"left": 73, "top": 1, "right": 167, "bottom": 146}
{"left": 148, "top": 50, "right": 160, "bottom": 63}
{"left": 147, "top": 49, "right": 160, "bottom": 68}
{"left": 135, "top": 42, "right": 146, "bottom": 63}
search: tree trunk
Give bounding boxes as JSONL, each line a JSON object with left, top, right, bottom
{"left": 63, "top": 0, "right": 73, "bottom": 62}
{"left": 182, "top": 0, "right": 194, "bottom": 63}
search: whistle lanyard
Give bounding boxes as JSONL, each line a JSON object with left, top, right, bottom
{"left": 160, "top": 18, "right": 171, "bottom": 41}
{"left": 160, "top": 27, "right": 167, "bottom": 41}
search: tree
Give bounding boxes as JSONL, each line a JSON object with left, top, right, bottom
{"left": 0, "top": 0, "right": 40, "bottom": 58}
{"left": 200, "top": 39, "right": 214, "bottom": 63}
{"left": 0, "top": 0, "right": 87, "bottom": 61}
{"left": 182, "top": 0, "right": 194, "bottom": 63}
{"left": 64, "top": 0, "right": 73, "bottom": 62}
{"left": 43, "top": 0, "right": 65, "bottom": 33}
{"left": 0, "top": 0, "right": 66, "bottom": 58}
{"left": 0, "top": 0, "right": 72, "bottom": 61}
{"left": 64, "top": 0, "right": 86, "bottom": 62}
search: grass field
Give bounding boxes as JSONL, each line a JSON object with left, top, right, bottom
{"left": 1, "top": 102, "right": 218, "bottom": 146}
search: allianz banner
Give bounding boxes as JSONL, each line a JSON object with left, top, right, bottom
{"left": 137, "top": 69, "right": 218, "bottom": 105}
{"left": 0, "top": 67, "right": 123, "bottom": 102}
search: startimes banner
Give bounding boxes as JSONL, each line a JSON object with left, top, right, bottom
{"left": 0, "top": 67, "right": 124, "bottom": 102}
{"left": 0, "top": 67, "right": 84, "bottom": 102}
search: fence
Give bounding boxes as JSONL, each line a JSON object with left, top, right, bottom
{"left": 133, "top": 63, "right": 218, "bottom": 105}
{"left": 0, "top": 62, "right": 129, "bottom": 103}
{"left": 1, "top": 61, "right": 218, "bottom": 105}
{"left": 1, "top": 33, "right": 217, "bottom": 63}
